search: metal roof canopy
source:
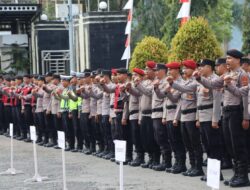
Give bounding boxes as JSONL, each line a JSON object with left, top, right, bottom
{"left": 0, "top": 4, "right": 42, "bottom": 25}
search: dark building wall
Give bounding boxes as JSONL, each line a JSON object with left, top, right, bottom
{"left": 88, "top": 21, "right": 127, "bottom": 70}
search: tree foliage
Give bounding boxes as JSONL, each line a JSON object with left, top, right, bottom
{"left": 169, "top": 17, "right": 222, "bottom": 62}
{"left": 242, "top": 0, "right": 250, "bottom": 55}
{"left": 129, "top": 36, "right": 168, "bottom": 71}
{"left": 161, "top": 0, "right": 233, "bottom": 45}
{"left": 1, "top": 44, "right": 30, "bottom": 73}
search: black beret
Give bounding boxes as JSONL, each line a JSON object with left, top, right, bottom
{"left": 199, "top": 59, "right": 215, "bottom": 68}
{"left": 117, "top": 68, "right": 128, "bottom": 74}
{"left": 16, "top": 76, "right": 23, "bottom": 80}
{"left": 96, "top": 69, "right": 102, "bottom": 75}
{"left": 52, "top": 74, "right": 60, "bottom": 80}
{"left": 83, "top": 72, "right": 91, "bottom": 78}
{"left": 45, "top": 71, "right": 53, "bottom": 77}
{"left": 156, "top": 63, "right": 167, "bottom": 71}
{"left": 215, "top": 58, "right": 226, "bottom": 66}
{"left": 4, "top": 77, "right": 11, "bottom": 82}
{"left": 32, "top": 74, "right": 39, "bottom": 79}
{"left": 240, "top": 57, "right": 250, "bottom": 64}
{"left": 82, "top": 69, "right": 91, "bottom": 73}
{"left": 101, "top": 70, "right": 111, "bottom": 76}
{"left": 91, "top": 71, "right": 98, "bottom": 77}
{"left": 23, "top": 74, "right": 31, "bottom": 78}
{"left": 226, "top": 49, "right": 244, "bottom": 59}
{"left": 37, "top": 75, "right": 45, "bottom": 82}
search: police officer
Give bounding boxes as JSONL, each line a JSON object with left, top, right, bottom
{"left": 195, "top": 59, "right": 224, "bottom": 181}
{"left": 194, "top": 49, "right": 250, "bottom": 187}
{"left": 135, "top": 61, "right": 160, "bottom": 169}
{"left": 43, "top": 74, "right": 62, "bottom": 148}
{"left": 155, "top": 62, "right": 187, "bottom": 174}
{"left": 126, "top": 68, "right": 145, "bottom": 167}
{"left": 167, "top": 60, "right": 204, "bottom": 177}
{"left": 0, "top": 75, "right": 4, "bottom": 135}
{"left": 57, "top": 75, "right": 74, "bottom": 151}
{"left": 151, "top": 63, "right": 172, "bottom": 171}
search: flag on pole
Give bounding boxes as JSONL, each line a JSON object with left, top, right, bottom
{"left": 121, "top": 0, "right": 134, "bottom": 64}
{"left": 177, "top": 2, "right": 191, "bottom": 19}
{"left": 121, "top": 46, "right": 131, "bottom": 60}
{"left": 123, "top": 0, "right": 133, "bottom": 10}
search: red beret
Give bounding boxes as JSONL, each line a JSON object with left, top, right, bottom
{"left": 166, "top": 62, "right": 181, "bottom": 69}
{"left": 146, "top": 61, "right": 156, "bottom": 70}
{"left": 182, "top": 60, "right": 197, "bottom": 70}
{"left": 111, "top": 69, "right": 117, "bottom": 75}
{"left": 133, "top": 68, "right": 145, "bottom": 76}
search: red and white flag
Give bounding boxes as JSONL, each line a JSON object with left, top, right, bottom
{"left": 177, "top": 1, "right": 191, "bottom": 19}
{"left": 123, "top": 0, "right": 133, "bottom": 10}
{"left": 121, "top": 0, "right": 134, "bottom": 62}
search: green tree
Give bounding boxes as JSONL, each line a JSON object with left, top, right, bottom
{"left": 206, "top": 0, "right": 233, "bottom": 43}
{"left": 132, "top": 0, "right": 167, "bottom": 46}
{"left": 169, "top": 17, "right": 222, "bottom": 62}
{"left": 129, "top": 36, "right": 168, "bottom": 71}
{"left": 161, "top": 0, "right": 233, "bottom": 45}
{"left": 1, "top": 44, "right": 30, "bottom": 73}
{"left": 242, "top": 0, "right": 250, "bottom": 55}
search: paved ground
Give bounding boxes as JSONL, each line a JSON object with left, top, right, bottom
{"left": 0, "top": 135, "right": 249, "bottom": 190}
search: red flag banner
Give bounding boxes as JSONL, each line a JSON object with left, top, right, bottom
{"left": 180, "top": 0, "right": 189, "bottom": 3}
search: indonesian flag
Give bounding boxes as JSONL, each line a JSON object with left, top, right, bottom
{"left": 121, "top": 46, "right": 131, "bottom": 60}
{"left": 177, "top": 1, "right": 191, "bottom": 19}
{"left": 125, "top": 10, "right": 132, "bottom": 34}
{"left": 123, "top": 0, "right": 133, "bottom": 10}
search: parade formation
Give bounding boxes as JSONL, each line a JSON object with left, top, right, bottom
{"left": 0, "top": 49, "right": 250, "bottom": 188}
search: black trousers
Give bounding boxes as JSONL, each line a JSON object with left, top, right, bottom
{"left": 130, "top": 119, "right": 144, "bottom": 154}
{"left": 80, "top": 113, "right": 94, "bottom": 149}
{"left": 15, "top": 106, "right": 25, "bottom": 137}
{"left": 37, "top": 112, "right": 46, "bottom": 140}
{"left": 181, "top": 121, "right": 203, "bottom": 168}
{"left": 113, "top": 112, "right": 133, "bottom": 157}
{"left": 53, "top": 114, "right": 62, "bottom": 131}
{"left": 0, "top": 101, "right": 4, "bottom": 132}
{"left": 247, "top": 127, "right": 250, "bottom": 164}
{"left": 11, "top": 106, "right": 19, "bottom": 136}
{"left": 140, "top": 116, "right": 160, "bottom": 154}
{"left": 200, "top": 121, "right": 222, "bottom": 160}
{"left": 167, "top": 120, "right": 186, "bottom": 162}
{"left": 93, "top": 115, "right": 103, "bottom": 147}
{"left": 62, "top": 111, "right": 74, "bottom": 149}
{"left": 4, "top": 105, "right": 12, "bottom": 132}
{"left": 153, "top": 118, "right": 171, "bottom": 157}
{"left": 102, "top": 115, "right": 113, "bottom": 152}
{"left": 44, "top": 111, "right": 53, "bottom": 141}
{"left": 223, "top": 107, "right": 248, "bottom": 164}
{"left": 71, "top": 110, "right": 82, "bottom": 149}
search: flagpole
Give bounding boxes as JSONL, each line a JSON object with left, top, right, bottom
{"left": 121, "top": 0, "right": 134, "bottom": 69}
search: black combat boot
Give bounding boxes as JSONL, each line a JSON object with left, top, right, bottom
{"left": 188, "top": 158, "right": 204, "bottom": 177}
{"left": 150, "top": 152, "right": 160, "bottom": 169}
{"left": 230, "top": 162, "right": 250, "bottom": 187}
{"left": 129, "top": 153, "right": 145, "bottom": 167}
{"left": 171, "top": 159, "right": 187, "bottom": 174}
{"left": 153, "top": 152, "right": 171, "bottom": 171}
{"left": 224, "top": 161, "right": 238, "bottom": 186}
{"left": 141, "top": 153, "right": 153, "bottom": 168}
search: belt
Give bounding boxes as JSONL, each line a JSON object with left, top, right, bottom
{"left": 223, "top": 105, "right": 241, "bottom": 112}
{"left": 197, "top": 104, "right": 213, "bottom": 110}
{"left": 129, "top": 110, "right": 139, "bottom": 115}
{"left": 181, "top": 108, "right": 197, "bottom": 115}
{"left": 142, "top": 110, "right": 152, "bottom": 114}
{"left": 152, "top": 107, "right": 163, "bottom": 112}
{"left": 166, "top": 105, "right": 177, "bottom": 110}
